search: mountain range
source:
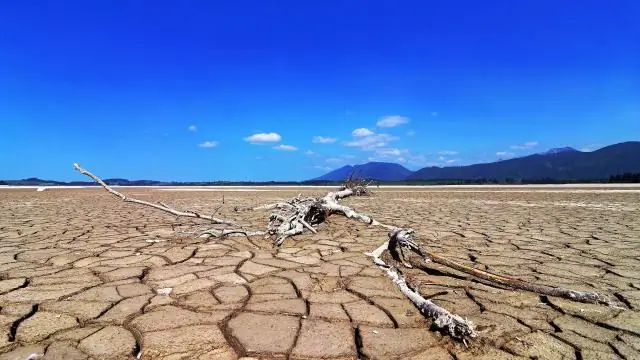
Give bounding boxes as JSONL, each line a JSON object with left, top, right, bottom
{"left": 313, "top": 141, "right": 640, "bottom": 182}
{"left": 2, "top": 141, "right": 638, "bottom": 186}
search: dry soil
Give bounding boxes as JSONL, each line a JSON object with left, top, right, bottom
{"left": 0, "top": 186, "right": 638, "bottom": 360}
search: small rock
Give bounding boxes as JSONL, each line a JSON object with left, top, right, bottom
{"left": 156, "top": 288, "right": 172, "bottom": 295}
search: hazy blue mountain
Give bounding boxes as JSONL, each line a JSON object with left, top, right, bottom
{"left": 312, "top": 162, "right": 413, "bottom": 181}
{"left": 407, "top": 142, "right": 640, "bottom": 181}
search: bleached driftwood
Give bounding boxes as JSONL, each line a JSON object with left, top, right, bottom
{"left": 257, "top": 176, "right": 394, "bottom": 246}
{"left": 386, "top": 228, "right": 610, "bottom": 305}
{"left": 73, "top": 163, "right": 264, "bottom": 238}
{"left": 365, "top": 237, "right": 478, "bottom": 344}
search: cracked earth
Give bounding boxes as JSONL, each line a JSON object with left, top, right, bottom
{"left": 0, "top": 187, "right": 639, "bottom": 360}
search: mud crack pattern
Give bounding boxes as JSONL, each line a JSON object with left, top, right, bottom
{"left": 0, "top": 187, "right": 638, "bottom": 359}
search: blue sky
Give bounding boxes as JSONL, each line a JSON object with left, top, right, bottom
{"left": 1, "top": 1, "right": 638, "bottom": 181}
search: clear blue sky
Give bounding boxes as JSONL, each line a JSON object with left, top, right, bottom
{"left": 1, "top": 1, "right": 638, "bottom": 181}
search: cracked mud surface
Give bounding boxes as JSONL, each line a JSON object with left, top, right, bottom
{"left": 0, "top": 187, "right": 639, "bottom": 359}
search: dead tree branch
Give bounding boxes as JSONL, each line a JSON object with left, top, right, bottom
{"left": 365, "top": 238, "right": 477, "bottom": 344}
{"left": 73, "top": 163, "right": 265, "bottom": 238}
{"left": 386, "top": 228, "right": 610, "bottom": 305}
{"left": 257, "top": 176, "right": 393, "bottom": 246}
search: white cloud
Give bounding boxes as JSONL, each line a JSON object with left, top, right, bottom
{"left": 377, "top": 115, "right": 409, "bottom": 128}
{"left": 352, "top": 128, "right": 374, "bottom": 137}
{"left": 273, "top": 144, "right": 298, "bottom": 151}
{"left": 375, "top": 148, "right": 408, "bottom": 157}
{"left": 510, "top": 141, "right": 539, "bottom": 150}
{"left": 445, "top": 159, "right": 457, "bottom": 164}
{"left": 188, "top": 125, "right": 197, "bottom": 132}
{"left": 325, "top": 158, "right": 342, "bottom": 163}
{"left": 346, "top": 133, "right": 399, "bottom": 150}
{"left": 496, "top": 151, "right": 515, "bottom": 157}
{"left": 407, "top": 131, "right": 416, "bottom": 136}
{"left": 438, "top": 150, "right": 458, "bottom": 156}
{"left": 198, "top": 141, "right": 218, "bottom": 148}
{"left": 244, "top": 132, "right": 282, "bottom": 143}
{"left": 305, "top": 150, "right": 315, "bottom": 155}
{"left": 314, "top": 165, "right": 332, "bottom": 171}
{"left": 312, "top": 136, "right": 337, "bottom": 144}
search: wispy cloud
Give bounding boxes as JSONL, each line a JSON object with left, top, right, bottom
{"left": 314, "top": 165, "right": 332, "bottom": 171}
{"left": 312, "top": 136, "right": 337, "bottom": 144}
{"left": 273, "top": 144, "right": 298, "bottom": 151}
{"left": 188, "top": 125, "right": 197, "bottom": 132}
{"left": 198, "top": 141, "right": 218, "bottom": 148}
{"left": 376, "top": 115, "right": 409, "bottom": 128}
{"left": 406, "top": 131, "right": 416, "bottom": 136}
{"left": 438, "top": 150, "right": 458, "bottom": 156}
{"left": 431, "top": 112, "right": 438, "bottom": 117}
{"left": 305, "top": 150, "right": 315, "bottom": 155}
{"left": 510, "top": 141, "right": 539, "bottom": 150}
{"left": 244, "top": 132, "right": 282, "bottom": 143}
{"left": 352, "top": 128, "right": 374, "bottom": 137}
{"left": 445, "top": 159, "right": 457, "bottom": 164}
{"left": 375, "top": 148, "right": 408, "bottom": 157}
{"left": 367, "top": 148, "right": 411, "bottom": 164}
{"left": 346, "top": 133, "right": 399, "bottom": 150}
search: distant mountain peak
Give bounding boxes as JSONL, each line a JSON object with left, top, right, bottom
{"left": 312, "top": 161, "right": 412, "bottom": 182}
{"left": 538, "top": 147, "right": 579, "bottom": 155}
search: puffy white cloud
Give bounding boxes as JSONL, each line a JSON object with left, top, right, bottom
{"left": 376, "top": 115, "right": 409, "bottom": 127}
{"left": 352, "top": 128, "right": 374, "bottom": 137}
{"left": 312, "top": 136, "right": 338, "bottom": 144}
{"left": 198, "top": 141, "right": 218, "bottom": 148}
{"left": 244, "top": 132, "right": 282, "bottom": 143}
{"left": 273, "top": 144, "right": 298, "bottom": 151}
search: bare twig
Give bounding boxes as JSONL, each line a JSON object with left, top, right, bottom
{"left": 74, "top": 163, "right": 234, "bottom": 225}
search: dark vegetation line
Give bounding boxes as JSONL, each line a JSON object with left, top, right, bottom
{"left": 2, "top": 172, "right": 639, "bottom": 187}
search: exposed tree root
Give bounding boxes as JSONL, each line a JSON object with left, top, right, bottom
{"left": 257, "top": 178, "right": 393, "bottom": 246}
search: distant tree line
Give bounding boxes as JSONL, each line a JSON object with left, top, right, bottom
{"left": 608, "top": 172, "right": 640, "bottom": 183}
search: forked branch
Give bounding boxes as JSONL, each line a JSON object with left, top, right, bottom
{"left": 365, "top": 238, "right": 477, "bottom": 343}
